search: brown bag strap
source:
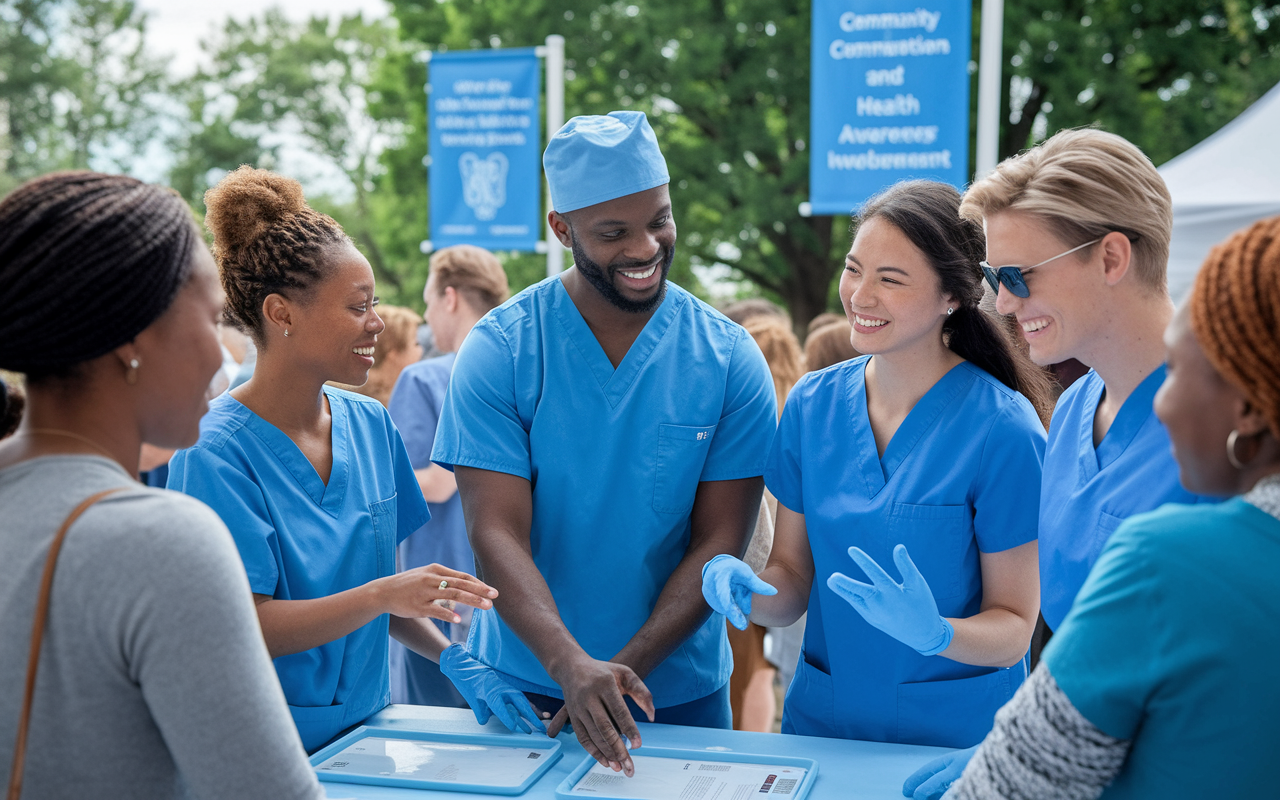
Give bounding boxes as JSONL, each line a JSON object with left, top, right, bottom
{"left": 7, "top": 487, "right": 127, "bottom": 800}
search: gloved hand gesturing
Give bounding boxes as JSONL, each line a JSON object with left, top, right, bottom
{"left": 439, "top": 643, "right": 548, "bottom": 735}
{"left": 901, "top": 745, "right": 977, "bottom": 800}
{"left": 701, "top": 554, "right": 777, "bottom": 630}
{"left": 826, "top": 544, "right": 954, "bottom": 656}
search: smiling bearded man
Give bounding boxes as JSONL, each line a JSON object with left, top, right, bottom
{"left": 431, "top": 111, "right": 777, "bottom": 775}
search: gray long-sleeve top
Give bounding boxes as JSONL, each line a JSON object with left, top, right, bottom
{"left": 0, "top": 455, "right": 324, "bottom": 799}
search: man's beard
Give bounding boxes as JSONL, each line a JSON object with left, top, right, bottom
{"left": 570, "top": 237, "right": 675, "bottom": 314}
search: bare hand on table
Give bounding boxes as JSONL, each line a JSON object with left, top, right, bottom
{"left": 547, "top": 656, "right": 655, "bottom": 777}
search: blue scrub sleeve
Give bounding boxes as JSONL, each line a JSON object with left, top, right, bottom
{"left": 701, "top": 329, "right": 777, "bottom": 481}
{"left": 166, "top": 446, "right": 281, "bottom": 595}
{"left": 971, "top": 401, "right": 1045, "bottom": 553}
{"left": 762, "top": 375, "right": 808, "bottom": 514}
{"left": 431, "top": 321, "right": 532, "bottom": 480}
{"left": 388, "top": 365, "right": 445, "bottom": 469}
{"left": 386, "top": 414, "right": 432, "bottom": 544}
{"left": 1041, "top": 519, "right": 1161, "bottom": 740}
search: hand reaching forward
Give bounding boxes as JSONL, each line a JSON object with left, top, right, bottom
{"left": 371, "top": 564, "right": 497, "bottom": 623}
{"left": 546, "top": 657, "right": 655, "bottom": 777}
{"left": 700, "top": 554, "right": 777, "bottom": 630}
{"left": 827, "top": 544, "right": 954, "bottom": 656}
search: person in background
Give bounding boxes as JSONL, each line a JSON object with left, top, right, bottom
{"left": 723, "top": 314, "right": 805, "bottom": 732}
{"left": 388, "top": 244, "right": 510, "bottom": 708}
{"left": 722, "top": 297, "right": 789, "bottom": 327}
{"left": 901, "top": 126, "right": 1222, "bottom": 800}
{"left": 0, "top": 171, "right": 323, "bottom": 799}
{"left": 704, "top": 180, "right": 1053, "bottom": 749}
{"left": 339, "top": 305, "right": 423, "bottom": 407}
{"left": 167, "top": 166, "right": 538, "bottom": 752}
{"left": 803, "top": 317, "right": 860, "bottom": 372}
{"left": 806, "top": 311, "right": 845, "bottom": 338}
{"left": 939, "top": 216, "right": 1280, "bottom": 800}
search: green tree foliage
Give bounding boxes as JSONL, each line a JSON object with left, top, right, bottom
{"left": 391, "top": 0, "right": 848, "bottom": 333}
{"left": 0, "top": 0, "right": 167, "bottom": 193}
{"left": 997, "top": 1, "right": 1280, "bottom": 162}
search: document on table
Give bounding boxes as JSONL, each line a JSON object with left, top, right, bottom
{"left": 568, "top": 755, "right": 809, "bottom": 800}
{"left": 314, "top": 736, "right": 551, "bottom": 788}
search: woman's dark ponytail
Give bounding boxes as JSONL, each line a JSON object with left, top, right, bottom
{"left": 857, "top": 180, "right": 1054, "bottom": 426}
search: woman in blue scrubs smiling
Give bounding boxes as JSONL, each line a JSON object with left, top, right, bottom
{"left": 703, "top": 180, "right": 1053, "bottom": 748}
{"left": 168, "top": 167, "right": 535, "bottom": 753}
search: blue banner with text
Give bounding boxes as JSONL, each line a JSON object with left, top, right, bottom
{"left": 808, "top": 1, "right": 971, "bottom": 215}
{"left": 428, "top": 48, "right": 541, "bottom": 251}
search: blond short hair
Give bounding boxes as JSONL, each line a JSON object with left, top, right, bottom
{"left": 428, "top": 245, "right": 510, "bottom": 312}
{"left": 960, "top": 128, "right": 1172, "bottom": 292}
{"left": 742, "top": 315, "right": 804, "bottom": 417}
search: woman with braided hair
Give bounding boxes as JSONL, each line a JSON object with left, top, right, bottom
{"left": 165, "top": 166, "right": 543, "bottom": 753}
{"left": 938, "top": 215, "right": 1280, "bottom": 799}
{"left": 0, "top": 172, "right": 323, "bottom": 798}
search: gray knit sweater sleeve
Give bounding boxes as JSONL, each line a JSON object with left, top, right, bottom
{"left": 947, "top": 664, "right": 1130, "bottom": 800}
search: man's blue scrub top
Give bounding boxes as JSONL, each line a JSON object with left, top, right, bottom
{"left": 167, "top": 387, "right": 429, "bottom": 752}
{"left": 432, "top": 277, "right": 777, "bottom": 707}
{"left": 765, "top": 357, "right": 1045, "bottom": 749}
{"left": 1039, "top": 367, "right": 1212, "bottom": 630}
{"left": 387, "top": 353, "right": 469, "bottom": 708}
{"left": 1044, "top": 499, "right": 1280, "bottom": 798}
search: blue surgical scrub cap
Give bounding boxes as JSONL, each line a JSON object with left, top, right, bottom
{"left": 543, "top": 111, "right": 670, "bottom": 213}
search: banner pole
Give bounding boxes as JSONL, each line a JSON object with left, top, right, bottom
{"left": 545, "top": 34, "right": 566, "bottom": 277}
{"left": 976, "top": 0, "right": 1004, "bottom": 178}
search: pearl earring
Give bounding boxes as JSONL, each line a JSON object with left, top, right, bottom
{"left": 284, "top": 329, "right": 290, "bottom": 337}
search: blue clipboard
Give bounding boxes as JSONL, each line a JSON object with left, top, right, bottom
{"left": 554, "top": 748, "right": 817, "bottom": 800}
{"left": 310, "top": 726, "right": 563, "bottom": 795}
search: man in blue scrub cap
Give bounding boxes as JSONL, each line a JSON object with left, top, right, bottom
{"left": 432, "top": 111, "right": 777, "bottom": 774}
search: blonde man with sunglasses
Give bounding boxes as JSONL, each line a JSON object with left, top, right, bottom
{"left": 903, "top": 129, "right": 1219, "bottom": 799}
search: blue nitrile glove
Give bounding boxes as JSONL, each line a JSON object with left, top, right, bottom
{"left": 701, "top": 554, "right": 777, "bottom": 630}
{"left": 826, "top": 544, "right": 954, "bottom": 656}
{"left": 902, "top": 745, "right": 977, "bottom": 800}
{"left": 439, "top": 644, "right": 547, "bottom": 735}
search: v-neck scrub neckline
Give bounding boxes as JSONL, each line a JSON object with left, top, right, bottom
{"left": 764, "top": 356, "right": 1046, "bottom": 748}
{"left": 236, "top": 391, "right": 351, "bottom": 516}
{"left": 1038, "top": 366, "right": 1217, "bottom": 631}
{"left": 432, "top": 277, "right": 778, "bottom": 708}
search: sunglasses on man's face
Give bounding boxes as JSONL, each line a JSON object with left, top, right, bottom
{"left": 980, "top": 238, "right": 1102, "bottom": 299}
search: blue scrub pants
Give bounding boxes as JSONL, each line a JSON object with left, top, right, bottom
{"left": 527, "top": 682, "right": 731, "bottom": 730}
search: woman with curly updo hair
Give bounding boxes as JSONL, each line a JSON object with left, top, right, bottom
{"left": 166, "top": 166, "right": 542, "bottom": 752}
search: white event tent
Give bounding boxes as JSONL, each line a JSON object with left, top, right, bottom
{"left": 1159, "top": 80, "right": 1280, "bottom": 301}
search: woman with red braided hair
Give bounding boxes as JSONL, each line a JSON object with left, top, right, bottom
{"left": 936, "top": 216, "right": 1280, "bottom": 799}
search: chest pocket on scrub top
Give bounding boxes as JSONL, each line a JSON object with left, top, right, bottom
{"left": 653, "top": 423, "right": 717, "bottom": 515}
{"left": 885, "top": 503, "right": 971, "bottom": 600}
{"left": 369, "top": 495, "right": 398, "bottom": 579}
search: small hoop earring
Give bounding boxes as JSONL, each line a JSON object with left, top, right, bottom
{"left": 946, "top": 307, "right": 954, "bottom": 316}
{"left": 283, "top": 329, "right": 290, "bottom": 337}
{"left": 1227, "top": 429, "right": 1250, "bottom": 470}
{"left": 125, "top": 358, "right": 140, "bottom": 386}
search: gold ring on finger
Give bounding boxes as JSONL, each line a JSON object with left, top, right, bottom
{"left": 439, "top": 580, "right": 449, "bottom": 590}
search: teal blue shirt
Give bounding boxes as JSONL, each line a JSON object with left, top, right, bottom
{"left": 1044, "top": 498, "right": 1280, "bottom": 798}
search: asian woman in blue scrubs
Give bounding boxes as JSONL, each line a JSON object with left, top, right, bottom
{"left": 703, "top": 180, "right": 1054, "bottom": 749}
{"left": 167, "top": 167, "right": 541, "bottom": 752}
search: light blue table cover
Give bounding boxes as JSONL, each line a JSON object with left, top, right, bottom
{"left": 320, "top": 705, "right": 954, "bottom": 799}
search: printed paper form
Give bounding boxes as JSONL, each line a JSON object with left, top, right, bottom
{"left": 570, "top": 756, "right": 808, "bottom": 800}
{"left": 315, "top": 737, "right": 550, "bottom": 787}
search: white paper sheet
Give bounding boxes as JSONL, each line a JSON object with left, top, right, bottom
{"left": 569, "top": 755, "right": 808, "bottom": 800}
{"left": 315, "top": 737, "right": 552, "bottom": 787}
